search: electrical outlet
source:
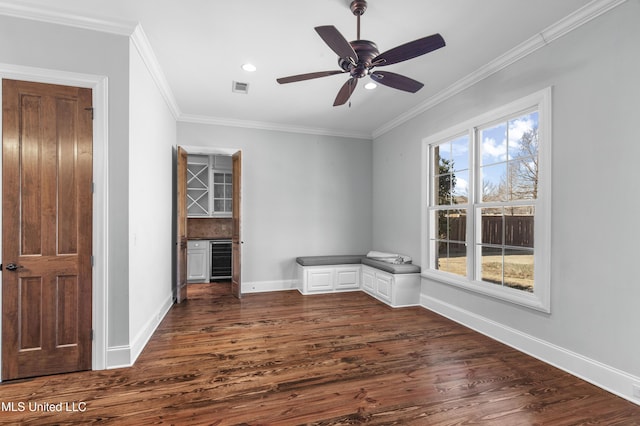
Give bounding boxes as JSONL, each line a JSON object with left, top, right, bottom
{"left": 633, "top": 384, "right": 640, "bottom": 399}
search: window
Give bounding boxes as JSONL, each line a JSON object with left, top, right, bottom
{"left": 422, "top": 88, "right": 551, "bottom": 312}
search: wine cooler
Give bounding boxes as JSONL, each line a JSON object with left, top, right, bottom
{"left": 210, "top": 239, "right": 232, "bottom": 280}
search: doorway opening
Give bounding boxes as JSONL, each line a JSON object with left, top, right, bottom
{"left": 175, "top": 146, "right": 242, "bottom": 302}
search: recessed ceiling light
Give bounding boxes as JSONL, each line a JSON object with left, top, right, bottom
{"left": 364, "top": 82, "right": 377, "bottom": 90}
{"left": 241, "top": 63, "right": 257, "bottom": 72}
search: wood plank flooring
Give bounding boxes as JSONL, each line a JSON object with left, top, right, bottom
{"left": 1, "top": 283, "right": 639, "bottom": 425}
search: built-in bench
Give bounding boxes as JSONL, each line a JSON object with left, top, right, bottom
{"left": 295, "top": 254, "right": 421, "bottom": 308}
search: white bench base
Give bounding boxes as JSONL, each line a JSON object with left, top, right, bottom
{"left": 296, "top": 263, "right": 361, "bottom": 295}
{"left": 296, "top": 263, "right": 420, "bottom": 308}
{"left": 361, "top": 265, "right": 420, "bottom": 308}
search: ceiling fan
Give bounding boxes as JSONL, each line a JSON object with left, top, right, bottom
{"left": 276, "top": 0, "right": 445, "bottom": 106}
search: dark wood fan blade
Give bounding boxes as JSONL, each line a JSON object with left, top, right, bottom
{"left": 372, "top": 33, "right": 445, "bottom": 67}
{"left": 370, "top": 71, "right": 424, "bottom": 93}
{"left": 333, "top": 78, "right": 358, "bottom": 106}
{"left": 277, "top": 70, "right": 346, "bottom": 84}
{"left": 315, "top": 25, "right": 358, "bottom": 62}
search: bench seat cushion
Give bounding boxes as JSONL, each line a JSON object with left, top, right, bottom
{"left": 296, "top": 255, "right": 421, "bottom": 274}
{"left": 296, "top": 255, "right": 366, "bottom": 267}
{"left": 361, "top": 258, "right": 421, "bottom": 274}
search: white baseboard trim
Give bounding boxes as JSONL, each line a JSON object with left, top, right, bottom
{"left": 106, "top": 292, "right": 173, "bottom": 369}
{"left": 106, "top": 345, "right": 131, "bottom": 369}
{"left": 129, "top": 293, "right": 174, "bottom": 364}
{"left": 420, "top": 294, "right": 640, "bottom": 406}
{"left": 243, "top": 279, "right": 297, "bottom": 294}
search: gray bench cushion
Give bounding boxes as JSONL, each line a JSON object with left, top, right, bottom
{"left": 296, "top": 255, "right": 421, "bottom": 274}
{"left": 361, "top": 258, "right": 421, "bottom": 274}
{"left": 296, "top": 255, "right": 366, "bottom": 266}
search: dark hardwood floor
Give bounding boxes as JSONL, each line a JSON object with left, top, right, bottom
{"left": 1, "top": 283, "right": 639, "bottom": 425}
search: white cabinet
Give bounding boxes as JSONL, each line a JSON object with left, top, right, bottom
{"left": 375, "top": 272, "right": 393, "bottom": 303}
{"left": 335, "top": 267, "right": 360, "bottom": 290}
{"left": 306, "top": 268, "right": 334, "bottom": 292}
{"left": 297, "top": 264, "right": 361, "bottom": 294}
{"left": 362, "top": 267, "right": 375, "bottom": 293}
{"left": 187, "top": 240, "right": 210, "bottom": 283}
{"left": 361, "top": 265, "right": 420, "bottom": 307}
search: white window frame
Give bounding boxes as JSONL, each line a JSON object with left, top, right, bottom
{"left": 421, "top": 88, "right": 552, "bottom": 312}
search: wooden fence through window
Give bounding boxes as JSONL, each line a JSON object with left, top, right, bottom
{"left": 449, "top": 216, "right": 534, "bottom": 248}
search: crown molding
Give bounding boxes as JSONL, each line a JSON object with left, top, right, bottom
{"left": 0, "top": 0, "right": 626, "bottom": 141}
{"left": 372, "top": 0, "right": 628, "bottom": 139}
{"left": 541, "top": 0, "right": 627, "bottom": 42}
{"left": 130, "top": 25, "right": 181, "bottom": 119}
{"left": 0, "top": 0, "right": 135, "bottom": 35}
{"left": 0, "top": 1, "right": 181, "bottom": 119}
{"left": 178, "top": 114, "right": 372, "bottom": 141}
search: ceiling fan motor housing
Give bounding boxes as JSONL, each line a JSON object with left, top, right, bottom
{"left": 350, "top": 0, "right": 367, "bottom": 16}
{"left": 339, "top": 39, "right": 379, "bottom": 78}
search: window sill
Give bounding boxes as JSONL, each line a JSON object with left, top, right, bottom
{"left": 421, "top": 269, "right": 550, "bottom": 313}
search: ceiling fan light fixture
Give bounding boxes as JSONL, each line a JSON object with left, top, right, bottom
{"left": 364, "top": 81, "right": 377, "bottom": 90}
{"left": 241, "top": 63, "right": 257, "bottom": 72}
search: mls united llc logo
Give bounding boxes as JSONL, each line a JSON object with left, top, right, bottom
{"left": 1, "top": 401, "right": 87, "bottom": 412}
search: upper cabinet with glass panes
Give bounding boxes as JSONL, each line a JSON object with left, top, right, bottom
{"left": 187, "top": 154, "right": 233, "bottom": 218}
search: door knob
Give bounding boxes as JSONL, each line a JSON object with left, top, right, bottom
{"left": 4, "top": 263, "right": 22, "bottom": 271}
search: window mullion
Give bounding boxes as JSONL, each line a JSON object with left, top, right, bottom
{"left": 468, "top": 127, "right": 478, "bottom": 282}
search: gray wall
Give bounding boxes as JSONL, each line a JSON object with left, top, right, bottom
{"left": 178, "top": 123, "right": 373, "bottom": 288}
{"left": 372, "top": 1, "right": 640, "bottom": 379}
{"left": 0, "top": 15, "right": 131, "bottom": 349}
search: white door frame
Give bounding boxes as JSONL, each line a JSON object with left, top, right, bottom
{"left": 0, "top": 63, "right": 109, "bottom": 376}
{"left": 178, "top": 145, "right": 243, "bottom": 295}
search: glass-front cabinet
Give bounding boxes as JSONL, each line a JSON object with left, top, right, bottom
{"left": 212, "top": 170, "right": 233, "bottom": 216}
{"left": 187, "top": 154, "right": 232, "bottom": 217}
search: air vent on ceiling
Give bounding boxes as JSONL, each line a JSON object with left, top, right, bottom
{"left": 232, "top": 81, "right": 249, "bottom": 94}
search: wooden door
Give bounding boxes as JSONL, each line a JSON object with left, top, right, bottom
{"left": 176, "top": 146, "right": 188, "bottom": 303}
{"left": 2, "top": 79, "right": 93, "bottom": 380}
{"left": 231, "top": 151, "right": 242, "bottom": 299}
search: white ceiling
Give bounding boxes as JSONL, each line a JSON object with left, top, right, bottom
{"left": 4, "top": 0, "right": 601, "bottom": 138}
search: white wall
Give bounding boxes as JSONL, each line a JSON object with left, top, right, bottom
{"left": 178, "top": 123, "right": 373, "bottom": 291}
{"left": 372, "top": 1, "right": 640, "bottom": 401}
{"left": 0, "top": 15, "right": 131, "bottom": 354}
{"left": 128, "top": 39, "right": 176, "bottom": 361}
